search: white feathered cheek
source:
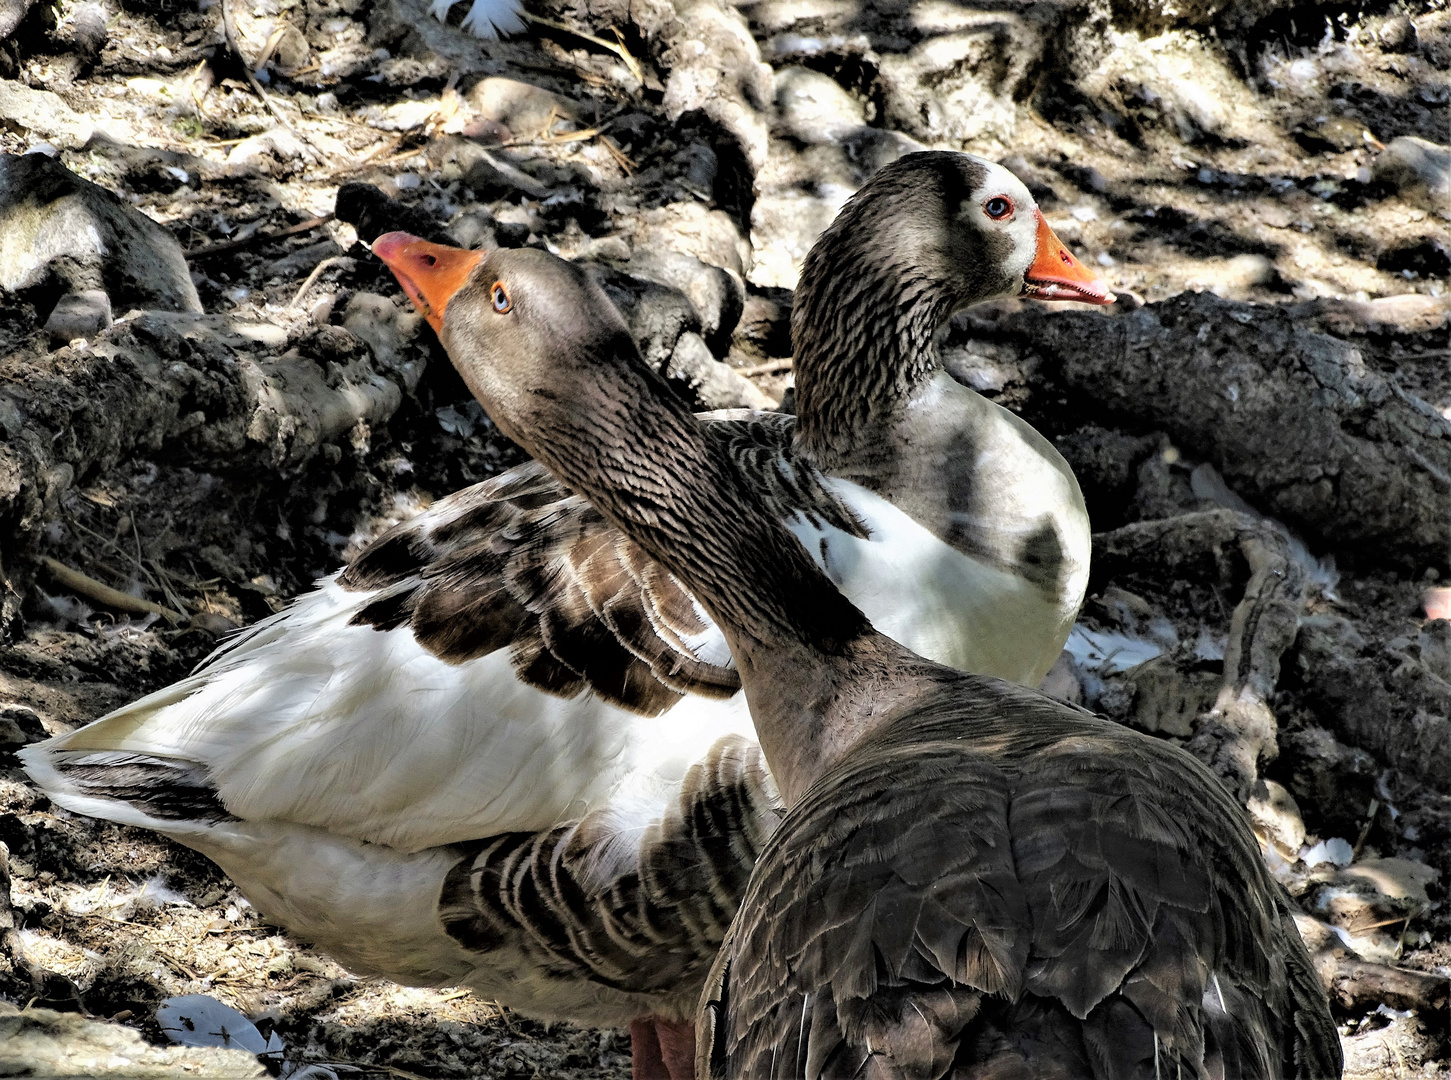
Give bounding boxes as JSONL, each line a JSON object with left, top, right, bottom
{"left": 965, "top": 167, "right": 1039, "bottom": 288}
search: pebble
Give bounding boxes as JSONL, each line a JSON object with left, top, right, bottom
{"left": 773, "top": 66, "right": 864, "bottom": 144}
{"left": 1380, "top": 14, "right": 1418, "bottom": 53}
{"left": 44, "top": 289, "right": 112, "bottom": 341}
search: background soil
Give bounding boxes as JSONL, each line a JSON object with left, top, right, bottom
{"left": 0, "top": 0, "right": 1449, "bottom": 1073}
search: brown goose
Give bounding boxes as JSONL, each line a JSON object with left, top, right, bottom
{"left": 389, "top": 228, "right": 1344, "bottom": 1074}
{"left": 26, "top": 154, "right": 1109, "bottom": 1079}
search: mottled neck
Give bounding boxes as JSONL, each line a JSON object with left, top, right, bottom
{"left": 792, "top": 253, "right": 951, "bottom": 471}
{"left": 500, "top": 349, "right": 931, "bottom": 806}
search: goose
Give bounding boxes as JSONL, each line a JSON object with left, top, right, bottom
{"left": 23, "top": 153, "right": 1108, "bottom": 1078}
{"left": 398, "top": 234, "right": 1344, "bottom": 1076}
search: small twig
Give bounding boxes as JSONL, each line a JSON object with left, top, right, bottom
{"left": 40, "top": 557, "right": 186, "bottom": 624}
{"left": 253, "top": 23, "right": 287, "bottom": 78}
{"left": 610, "top": 26, "right": 644, "bottom": 84}
{"left": 220, "top": 0, "right": 304, "bottom": 140}
{"left": 360, "top": 134, "right": 405, "bottom": 163}
{"left": 1394, "top": 908, "right": 1420, "bottom": 961}
{"left": 1346, "top": 910, "right": 1421, "bottom": 935}
{"left": 377, "top": 146, "right": 429, "bottom": 167}
{"left": 521, "top": 13, "right": 644, "bottom": 84}
{"left": 186, "top": 213, "right": 333, "bottom": 258}
{"left": 290, "top": 256, "right": 354, "bottom": 309}
{"left": 738, "top": 357, "right": 793, "bottom": 377}
{"left": 600, "top": 135, "right": 636, "bottom": 175}
{"left": 498, "top": 122, "right": 611, "bottom": 150}
{"left": 1351, "top": 797, "right": 1380, "bottom": 861}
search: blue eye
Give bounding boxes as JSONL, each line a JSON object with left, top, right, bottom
{"left": 984, "top": 196, "right": 1014, "bottom": 220}
{"left": 492, "top": 282, "right": 512, "bottom": 313}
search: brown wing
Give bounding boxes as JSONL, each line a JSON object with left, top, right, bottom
{"left": 708, "top": 678, "right": 1342, "bottom": 1080}
{"left": 340, "top": 413, "right": 864, "bottom": 717}
{"left": 439, "top": 734, "right": 782, "bottom": 1011}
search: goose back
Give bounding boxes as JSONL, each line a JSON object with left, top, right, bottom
{"left": 698, "top": 681, "right": 1340, "bottom": 1079}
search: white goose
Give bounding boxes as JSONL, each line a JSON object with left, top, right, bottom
{"left": 23, "top": 153, "right": 1112, "bottom": 1078}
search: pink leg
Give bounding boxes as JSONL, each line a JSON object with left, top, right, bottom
{"left": 653, "top": 1016, "right": 697, "bottom": 1080}
{"left": 629, "top": 1015, "right": 696, "bottom": 1080}
{"left": 630, "top": 1016, "right": 667, "bottom": 1080}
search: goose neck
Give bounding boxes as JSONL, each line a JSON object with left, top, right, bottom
{"left": 498, "top": 355, "right": 933, "bottom": 807}
{"left": 790, "top": 256, "right": 950, "bottom": 471}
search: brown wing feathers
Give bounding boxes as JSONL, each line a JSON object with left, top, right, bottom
{"left": 712, "top": 683, "right": 1338, "bottom": 1079}
{"left": 340, "top": 462, "right": 721, "bottom": 714}
{"left": 339, "top": 418, "right": 855, "bottom": 715}
{"left": 440, "top": 735, "right": 782, "bottom": 1006}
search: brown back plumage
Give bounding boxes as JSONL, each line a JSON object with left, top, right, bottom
{"left": 699, "top": 679, "right": 1342, "bottom": 1079}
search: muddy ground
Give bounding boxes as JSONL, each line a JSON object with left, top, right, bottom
{"left": 0, "top": 0, "right": 1450, "bottom": 1073}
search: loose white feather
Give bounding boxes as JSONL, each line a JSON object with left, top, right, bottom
{"left": 430, "top": 0, "right": 526, "bottom": 39}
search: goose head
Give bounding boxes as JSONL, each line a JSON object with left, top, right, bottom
{"left": 370, "top": 239, "right": 646, "bottom": 455}
{"left": 795, "top": 151, "right": 1113, "bottom": 321}
{"left": 790, "top": 152, "right": 1113, "bottom": 469}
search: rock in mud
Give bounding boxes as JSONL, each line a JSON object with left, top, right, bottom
{"left": 0, "top": 82, "right": 92, "bottom": 148}
{"left": 627, "top": 247, "right": 744, "bottom": 353}
{"left": 0, "top": 311, "right": 406, "bottom": 574}
{"left": 750, "top": 69, "right": 922, "bottom": 289}
{"left": 875, "top": 12, "right": 1041, "bottom": 148}
{"left": 43, "top": 289, "right": 111, "bottom": 342}
{"left": 997, "top": 290, "right": 1451, "bottom": 567}
{"left": 1373, "top": 136, "right": 1451, "bottom": 214}
{"left": 588, "top": 264, "right": 700, "bottom": 372}
{"left": 663, "top": 331, "right": 773, "bottom": 410}
{"left": 0, "top": 153, "right": 200, "bottom": 315}
{"left": 0, "top": 0, "right": 35, "bottom": 42}
{"left": 468, "top": 77, "right": 579, "bottom": 140}
{"left": 661, "top": 0, "right": 773, "bottom": 172}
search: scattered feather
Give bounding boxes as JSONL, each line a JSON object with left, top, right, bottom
{"left": 1302, "top": 837, "right": 1354, "bottom": 868}
{"left": 157, "top": 995, "right": 284, "bottom": 1057}
{"left": 429, "top": 0, "right": 526, "bottom": 39}
{"left": 1064, "top": 625, "right": 1163, "bottom": 676}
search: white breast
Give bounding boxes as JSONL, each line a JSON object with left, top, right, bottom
{"left": 788, "top": 477, "right": 1078, "bottom": 687}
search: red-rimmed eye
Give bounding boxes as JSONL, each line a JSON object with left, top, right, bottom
{"left": 492, "top": 282, "right": 512, "bottom": 314}
{"left": 984, "top": 196, "right": 1014, "bottom": 220}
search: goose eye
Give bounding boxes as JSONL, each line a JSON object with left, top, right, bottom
{"left": 984, "top": 196, "right": 1014, "bottom": 221}
{"left": 492, "top": 282, "right": 512, "bottom": 314}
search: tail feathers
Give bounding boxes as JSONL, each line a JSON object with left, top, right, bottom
{"left": 430, "top": 0, "right": 526, "bottom": 37}
{"left": 20, "top": 746, "right": 230, "bottom": 833}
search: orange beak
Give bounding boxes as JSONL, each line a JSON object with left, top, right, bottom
{"left": 371, "top": 232, "right": 487, "bottom": 333}
{"left": 1023, "top": 211, "right": 1115, "bottom": 305}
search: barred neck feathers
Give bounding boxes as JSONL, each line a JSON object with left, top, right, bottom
{"left": 436, "top": 249, "right": 943, "bottom": 805}
{"left": 791, "top": 152, "right": 1037, "bottom": 470}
